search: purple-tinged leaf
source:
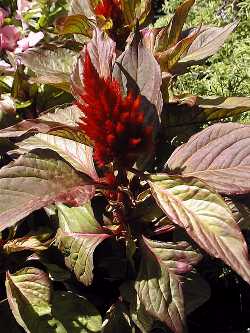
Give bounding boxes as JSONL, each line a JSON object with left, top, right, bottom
{"left": 175, "top": 22, "right": 237, "bottom": 72}
{"left": 56, "top": 229, "right": 110, "bottom": 285}
{"left": 0, "top": 104, "right": 84, "bottom": 139}
{"left": 0, "top": 152, "right": 95, "bottom": 231}
{"left": 6, "top": 267, "right": 52, "bottom": 332}
{"left": 71, "top": 27, "right": 116, "bottom": 99}
{"left": 135, "top": 236, "right": 200, "bottom": 333}
{"left": 19, "top": 48, "right": 78, "bottom": 92}
{"left": 149, "top": 174, "right": 250, "bottom": 284}
{"left": 166, "top": 123, "right": 250, "bottom": 194}
{"left": 113, "top": 31, "right": 163, "bottom": 120}
{"left": 69, "top": 0, "right": 97, "bottom": 19}
{"left": 163, "top": 96, "right": 250, "bottom": 128}
{"left": 39, "top": 104, "right": 82, "bottom": 126}
{"left": 0, "top": 119, "right": 66, "bottom": 138}
{"left": 16, "top": 133, "right": 98, "bottom": 180}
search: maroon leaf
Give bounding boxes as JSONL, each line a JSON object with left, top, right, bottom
{"left": 112, "top": 31, "right": 163, "bottom": 121}
{"left": 0, "top": 152, "right": 95, "bottom": 231}
{"left": 166, "top": 122, "right": 250, "bottom": 195}
{"left": 71, "top": 27, "right": 116, "bottom": 99}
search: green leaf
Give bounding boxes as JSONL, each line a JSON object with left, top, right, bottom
{"left": 0, "top": 152, "right": 94, "bottom": 231}
{"left": 56, "top": 229, "right": 110, "bottom": 285}
{"left": 16, "top": 133, "right": 98, "bottom": 180}
{"left": 135, "top": 236, "right": 200, "bottom": 333}
{"left": 102, "top": 302, "right": 132, "bottom": 333}
{"left": 6, "top": 267, "right": 52, "bottom": 332}
{"left": 149, "top": 174, "right": 250, "bottom": 284}
{"left": 175, "top": 22, "right": 237, "bottom": 71}
{"left": 56, "top": 202, "right": 102, "bottom": 233}
{"left": 6, "top": 268, "right": 102, "bottom": 333}
{"left": 49, "top": 291, "right": 102, "bottom": 333}
{"left": 55, "top": 14, "right": 94, "bottom": 37}
{"left": 166, "top": 122, "right": 250, "bottom": 194}
{"left": 19, "top": 48, "right": 78, "bottom": 92}
{"left": 3, "top": 236, "right": 48, "bottom": 254}
{"left": 163, "top": 96, "right": 250, "bottom": 128}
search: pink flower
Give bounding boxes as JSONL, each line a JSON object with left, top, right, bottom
{"left": 15, "top": 31, "right": 44, "bottom": 53}
{"left": 0, "top": 7, "right": 8, "bottom": 27}
{"left": 0, "top": 25, "right": 20, "bottom": 51}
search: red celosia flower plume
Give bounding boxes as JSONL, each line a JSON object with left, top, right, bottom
{"left": 77, "top": 50, "right": 152, "bottom": 167}
{"left": 94, "top": 0, "right": 122, "bottom": 23}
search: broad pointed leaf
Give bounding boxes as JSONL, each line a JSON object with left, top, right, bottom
{"left": 166, "top": 123, "right": 250, "bottom": 194}
{"left": 0, "top": 119, "right": 68, "bottom": 138}
{"left": 6, "top": 267, "right": 52, "bottom": 332}
{"left": 0, "top": 105, "right": 83, "bottom": 139}
{"left": 135, "top": 236, "right": 200, "bottom": 332}
{"left": 120, "top": 281, "right": 154, "bottom": 333}
{"left": 50, "top": 291, "right": 102, "bottom": 332}
{"left": 39, "top": 104, "right": 82, "bottom": 126}
{"left": 56, "top": 202, "right": 102, "bottom": 233}
{"left": 55, "top": 14, "right": 94, "bottom": 37}
{"left": 56, "top": 229, "right": 110, "bottom": 285}
{"left": 155, "top": 29, "right": 198, "bottom": 72}
{"left": 113, "top": 31, "right": 163, "bottom": 120}
{"left": 0, "top": 95, "right": 16, "bottom": 129}
{"left": 16, "top": 133, "right": 98, "bottom": 180}
{"left": 163, "top": 0, "right": 195, "bottom": 48}
{"left": 175, "top": 22, "right": 237, "bottom": 71}
{"left": 19, "top": 48, "right": 78, "bottom": 91}
{"left": 120, "top": 0, "right": 151, "bottom": 26}
{"left": 0, "top": 152, "right": 95, "bottom": 231}
{"left": 149, "top": 174, "right": 250, "bottom": 284}
{"left": 71, "top": 27, "right": 116, "bottom": 99}
{"left": 164, "top": 96, "right": 250, "bottom": 128}
{"left": 69, "top": 0, "right": 97, "bottom": 19}
{"left": 6, "top": 268, "right": 102, "bottom": 333}
{"left": 3, "top": 236, "right": 48, "bottom": 254}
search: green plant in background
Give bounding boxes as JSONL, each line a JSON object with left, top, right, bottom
{"left": 156, "top": 0, "right": 250, "bottom": 103}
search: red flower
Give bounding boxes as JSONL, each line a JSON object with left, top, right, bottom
{"left": 77, "top": 50, "right": 152, "bottom": 167}
{"left": 94, "top": 0, "right": 122, "bottom": 22}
